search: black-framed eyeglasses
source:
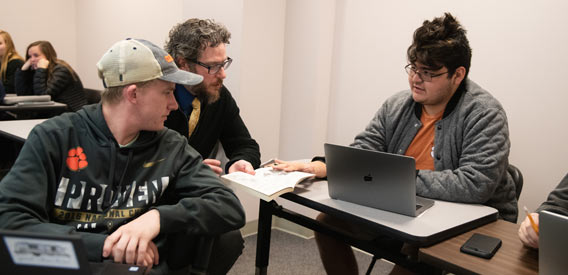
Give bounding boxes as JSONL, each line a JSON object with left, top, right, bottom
{"left": 404, "top": 64, "right": 448, "bottom": 82}
{"left": 191, "top": 57, "right": 233, "bottom": 75}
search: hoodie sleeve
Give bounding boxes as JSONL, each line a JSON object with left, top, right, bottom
{"left": 154, "top": 142, "right": 246, "bottom": 236}
{"left": 0, "top": 125, "right": 108, "bottom": 261}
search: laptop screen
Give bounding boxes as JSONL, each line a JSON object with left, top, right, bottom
{"left": 0, "top": 229, "right": 92, "bottom": 275}
{"left": 324, "top": 143, "right": 434, "bottom": 217}
{"left": 539, "top": 210, "right": 568, "bottom": 275}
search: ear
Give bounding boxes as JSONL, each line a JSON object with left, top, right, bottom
{"left": 452, "top": 66, "right": 466, "bottom": 86}
{"left": 176, "top": 57, "right": 189, "bottom": 71}
{"left": 123, "top": 84, "right": 138, "bottom": 104}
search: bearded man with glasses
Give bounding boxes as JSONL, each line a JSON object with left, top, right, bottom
{"left": 272, "top": 13, "right": 517, "bottom": 274}
{"left": 164, "top": 18, "right": 260, "bottom": 275}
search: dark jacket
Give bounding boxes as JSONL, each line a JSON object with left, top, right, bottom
{"left": 165, "top": 85, "right": 260, "bottom": 172}
{"left": 0, "top": 104, "right": 246, "bottom": 261}
{"left": 1, "top": 58, "right": 24, "bottom": 93}
{"left": 0, "top": 79, "right": 4, "bottom": 102}
{"left": 537, "top": 174, "right": 568, "bottom": 216}
{"left": 15, "top": 63, "right": 86, "bottom": 111}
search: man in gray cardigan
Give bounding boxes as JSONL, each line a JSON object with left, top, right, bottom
{"left": 273, "top": 13, "right": 517, "bottom": 274}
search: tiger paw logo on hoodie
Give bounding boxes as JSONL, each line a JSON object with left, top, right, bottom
{"left": 67, "top": 147, "right": 88, "bottom": 171}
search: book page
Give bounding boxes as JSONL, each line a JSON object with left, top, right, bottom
{"left": 222, "top": 167, "right": 314, "bottom": 196}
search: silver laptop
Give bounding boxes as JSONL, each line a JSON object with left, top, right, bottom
{"left": 3, "top": 95, "right": 52, "bottom": 105}
{"left": 324, "top": 143, "right": 434, "bottom": 217}
{"left": 0, "top": 229, "right": 146, "bottom": 275}
{"left": 539, "top": 210, "right": 568, "bottom": 275}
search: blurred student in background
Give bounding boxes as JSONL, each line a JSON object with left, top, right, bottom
{"left": 0, "top": 30, "right": 24, "bottom": 94}
{"left": 519, "top": 174, "right": 568, "bottom": 248}
{"left": 15, "top": 40, "right": 86, "bottom": 111}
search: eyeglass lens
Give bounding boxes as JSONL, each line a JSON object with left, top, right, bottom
{"left": 405, "top": 65, "right": 432, "bottom": 81}
{"left": 209, "top": 58, "right": 232, "bottom": 74}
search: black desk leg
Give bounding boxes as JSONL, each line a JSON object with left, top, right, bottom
{"left": 255, "top": 200, "right": 273, "bottom": 275}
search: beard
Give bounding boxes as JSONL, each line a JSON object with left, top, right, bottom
{"left": 191, "top": 79, "right": 222, "bottom": 104}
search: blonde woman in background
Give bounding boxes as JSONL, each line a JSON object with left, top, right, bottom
{"left": 15, "top": 40, "right": 86, "bottom": 111}
{"left": 0, "top": 30, "right": 24, "bottom": 94}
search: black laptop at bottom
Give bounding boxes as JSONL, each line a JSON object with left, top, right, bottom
{"left": 0, "top": 229, "right": 146, "bottom": 275}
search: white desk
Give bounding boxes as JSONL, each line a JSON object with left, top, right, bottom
{"left": 255, "top": 180, "right": 498, "bottom": 274}
{"left": 304, "top": 181, "right": 497, "bottom": 244}
{"left": 1, "top": 94, "right": 67, "bottom": 119}
{"left": 0, "top": 102, "right": 67, "bottom": 113}
{"left": 0, "top": 119, "right": 45, "bottom": 142}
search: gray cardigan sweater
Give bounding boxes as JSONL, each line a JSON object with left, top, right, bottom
{"left": 537, "top": 173, "right": 568, "bottom": 216}
{"left": 351, "top": 79, "right": 518, "bottom": 222}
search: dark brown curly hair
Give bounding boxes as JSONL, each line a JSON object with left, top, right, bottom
{"left": 407, "top": 13, "right": 472, "bottom": 78}
{"left": 165, "top": 18, "right": 231, "bottom": 69}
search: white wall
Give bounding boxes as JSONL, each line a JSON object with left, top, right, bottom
{"left": 278, "top": 0, "right": 336, "bottom": 160}
{"left": 3, "top": 0, "right": 568, "bottom": 225}
{"left": 75, "top": 0, "right": 185, "bottom": 90}
{"left": 236, "top": 0, "right": 287, "bottom": 221}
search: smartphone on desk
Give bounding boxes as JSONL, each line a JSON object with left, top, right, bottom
{"left": 460, "top": 233, "right": 502, "bottom": 259}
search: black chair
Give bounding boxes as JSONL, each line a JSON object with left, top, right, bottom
{"left": 508, "top": 164, "right": 523, "bottom": 200}
{"left": 84, "top": 88, "right": 102, "bottom": 104}
{"left": 167, "top": 234, "right": 215, "bottom": 274}
{"left": 190, "top": 236, "right": 215, "bottom": 275}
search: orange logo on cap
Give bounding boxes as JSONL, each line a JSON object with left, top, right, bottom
{"left": 66, "top": 147, "right": 88, "bottom": 171}
{"left": 164, "top": 55, "right": 174, "bottom": 63}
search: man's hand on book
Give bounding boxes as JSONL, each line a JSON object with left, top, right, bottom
{"left": 229, "top": 160, "right": 255, "bottom": 175}
{"left": 271, "top": 159, "right": 327, "bottom": 178}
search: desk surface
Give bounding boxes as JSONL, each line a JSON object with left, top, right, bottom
{"left": 419, "top": 219, "right": 538, "bottom": 275}
{"left": 286, "top": 180, "right": 498, "bottom": 246}
{"left": 0, "top": 119, "right": 45, "bottom": 142}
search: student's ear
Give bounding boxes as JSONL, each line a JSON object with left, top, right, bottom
{"left": 123, "top": 84, "right": 138, "bottom": 103}
{"left": 452, "top": 66, "right": 466, "bottom": 86}
{"left": 176, "top": 57, "right": 189, "bottom": 71}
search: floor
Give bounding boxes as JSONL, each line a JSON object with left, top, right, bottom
{"left": 228, "top": 229, "right": 396, "bottom": 275}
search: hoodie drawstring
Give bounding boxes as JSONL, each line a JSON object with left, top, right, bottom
{"left": 102, "top": 145, "right": 133, "bottom": 211}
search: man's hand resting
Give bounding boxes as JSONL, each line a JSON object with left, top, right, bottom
{"left": 203, "top": 159, "right": 223, "bottom": 176}
{"left": 102, "top": 209, "right": 161, "bottom": 268}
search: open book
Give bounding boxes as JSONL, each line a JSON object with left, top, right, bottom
{"left": 221, "top": 167, "right": 315, "bottom": 201}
